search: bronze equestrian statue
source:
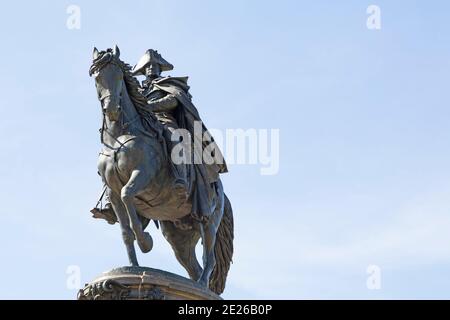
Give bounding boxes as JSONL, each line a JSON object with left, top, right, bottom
{"left": 89, "top": 46, "right": 233, "bottom": 294}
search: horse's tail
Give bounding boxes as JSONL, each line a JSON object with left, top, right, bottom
{"left": 209, "top": 194, "right": 234, "bottom": 295}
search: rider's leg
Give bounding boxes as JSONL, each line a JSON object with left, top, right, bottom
{"left": 164, "top": 123, "right": 188, "bottom": 190}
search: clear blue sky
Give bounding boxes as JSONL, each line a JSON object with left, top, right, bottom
{"left": 0, "top": 0, "right": 449, "bottom": 299}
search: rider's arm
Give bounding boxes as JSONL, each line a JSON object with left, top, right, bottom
{"left": 147, "top": 94, "right": 177, "bottom": 112}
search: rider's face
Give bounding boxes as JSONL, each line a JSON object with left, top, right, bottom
{"left": 145, "top": 62, "right": 161, "bottom": 78}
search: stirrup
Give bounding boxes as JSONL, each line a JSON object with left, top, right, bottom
{"left": 90, "top": 206, "right": 117, "bottom": 225}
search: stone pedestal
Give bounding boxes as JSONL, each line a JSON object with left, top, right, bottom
{"left": 77, "top": 266, "right": 221, "bottom": 300}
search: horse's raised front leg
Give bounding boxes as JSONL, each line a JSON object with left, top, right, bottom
{"left": 121, "top": 168, "right": 153, "bottom": 253}
{"left": 109, "top": 191, "right": 139, "bottom": 266}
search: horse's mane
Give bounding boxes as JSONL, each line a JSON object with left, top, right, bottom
{"left": 89, "top": 49, "right": 164, "bottom": 136}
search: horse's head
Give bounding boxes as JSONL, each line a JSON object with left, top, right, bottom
{"left": 89, "top": 45, "right": 124, "bottom": 122}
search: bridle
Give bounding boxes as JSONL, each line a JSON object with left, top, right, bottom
{"left": 93, "top": 56, "right": 159, "bottom": 152}
{"left": 98, "top": 86, "right": 139, "bottom": 149}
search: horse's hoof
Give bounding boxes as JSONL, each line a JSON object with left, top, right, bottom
{"left": 138, "top": 232, "right": 153, "bottom": 253}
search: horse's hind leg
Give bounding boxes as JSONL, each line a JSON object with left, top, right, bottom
{"left": 198, "top": 181, "right": 225, "bottom": 287}
{"left": 121, "top": 169, "right": 153, "bottom": 253}
{"left": 160, "top": 221, "right": 203, "bottom": 281}
{"left": 198, "top": 222, "right": 218, "bottom": 287}
{"left": 109, "top": 191, "right": 139, "bottom": 266}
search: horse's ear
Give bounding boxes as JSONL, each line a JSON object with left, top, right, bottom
{"left": 93, "top": 47, "right": 99, "bottom": 60}
{"left": 113, "top": 45, "right": 120, "bottom": 58}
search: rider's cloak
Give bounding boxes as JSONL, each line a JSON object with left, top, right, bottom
{"left": 144, "top": 76, "right": 227, "bottom": 221}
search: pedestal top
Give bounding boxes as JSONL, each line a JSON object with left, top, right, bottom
{"left": 78, "top": 266, "right": 222, "bottom": 300}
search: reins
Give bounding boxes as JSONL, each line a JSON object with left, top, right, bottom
{"left": 99, "top": 89, "right": 138, "bottom": 150}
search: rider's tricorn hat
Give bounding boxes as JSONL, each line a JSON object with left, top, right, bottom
{"left": 132, "top": 49, "right": 174, "bottom": 76}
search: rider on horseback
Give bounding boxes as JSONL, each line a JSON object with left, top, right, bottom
{"left": 132, "top": 49, "right": 189, "bottom": 193}
{"left": 91, "top": 49, "right": 227, "bottom": 224}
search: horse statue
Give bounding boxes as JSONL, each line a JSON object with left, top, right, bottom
{"left": 88, "top": 46, "right": 233, "bottom": 294}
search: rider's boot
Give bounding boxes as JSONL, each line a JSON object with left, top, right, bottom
{"left": 90, "top": 202, "right": 118, "bottom": 225}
